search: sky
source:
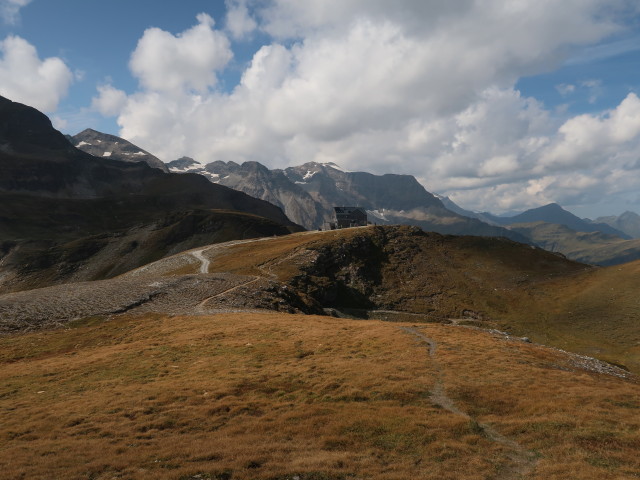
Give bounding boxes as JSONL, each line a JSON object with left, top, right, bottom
{"left": 1, "top": 0, "right": 640, "bottom": 218}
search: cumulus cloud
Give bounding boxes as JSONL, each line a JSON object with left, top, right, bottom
{"left": 99, "top": 2, "right": 640, "bottom": 213}
{"left": 449, "top": 93, "right": 640, "bottom": 212}
{"left": 0, "top": 0, "right": 30, "bottom": 25}
{"left": 225, "top": 0, "right": 257, "bottom": 39}
{"left": 91, "top": 83, "right": 128, "bottom": 116}
{"left": 0, "top": 35, "right": 73, "bottom": 112}
{"left": 129, "top": 13, "right": 232, "bottom": 94}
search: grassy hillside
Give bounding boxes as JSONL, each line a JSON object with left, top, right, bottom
{"left": 4, "top": 225, "right": 637, "bottom": 373}
{"left": 503, "top": 259, "right": 640, "bottom": 373}
{"left": 0, "top": 312, "right": 637, "bottom": 479}
{"left": 192, "top": 226, "right": 640, "bottom": 373}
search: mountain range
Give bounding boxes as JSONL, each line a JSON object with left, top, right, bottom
{"left": 0, "top": 95, "right": 300, "bottom": 293}
{"left": 596, "top": 210, "right": 640, "bottom": 238}
{"left": 164, "top": 157, "right": 536, "bottom": 243}
{"left": 483, "top": 202, "right": 630, "bottom": 238}
{"left": 74, "top": 128, "right": 640, "bottom": 266}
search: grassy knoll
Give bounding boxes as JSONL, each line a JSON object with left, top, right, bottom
{"left": 0, "top": 312, "right": 638, "bottom": 479}
{"left": 196, "top": 227, "right": 640, "bottom": 374}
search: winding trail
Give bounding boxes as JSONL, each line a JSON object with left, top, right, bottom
{"left": 401, "top": 326, "right": 538, "bottom": 480}
{"left": 190, "top": 248, "right": 211, "bottom": 274}
{"left": 196, "top": 276, "right": 262, "bottom": 313}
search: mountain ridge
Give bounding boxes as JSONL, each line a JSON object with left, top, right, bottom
{"left": 166, "top": 157, "right": 532, "bottom": 243}
{"left": 487, "top": 202, "right": 630, "bottom": 238}
{"left": 596, "top": 210, "right": 640, "bottom": 238}
{"left": 72, "top": 128, "right": 169, "bottom": 172}
{"left": 0, "top": 95, "right": 301, "bottom": 293}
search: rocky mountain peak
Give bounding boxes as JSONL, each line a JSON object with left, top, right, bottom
{"left": 72, "top": 128, "right": 169, "bottom": 172}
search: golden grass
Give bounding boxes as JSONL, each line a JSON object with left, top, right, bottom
{"left": 204, "top": 229, "right": 368, "bottom": 280}
{"left": 196, "top": 226, "right": 640, "bottom": 374}
{"left": 432, "top": 325, "right": 640, "bottom": 479}
{"left": 1, "top": 312, "right": 638, "bottom": 479}
{"left": 500, "top": 259, "right": 640, "bottom": 373}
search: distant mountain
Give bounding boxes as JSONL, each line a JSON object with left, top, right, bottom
{"left": 596, "top": 211, "right": 640, "bottom": 239}
{"left": 166, "top": 156, "right": 201, "bottom": 171}
{"left": 435, "top": 194, "right": 501, "bottom": 226}
{"left": 491, "top": 203, "right": 630, "bottom": 239}
{"left": 72, "top": 128, "right": 169, "bottom": 172}
{"left": 209, "top": 160, "right": 325, "bottom": 229}
{"left": 283, "top": 161, "right": 442, "bottom": 211}
{"left": 168, "top": 159, "right": 531, "bottom": 242}
{"left": 0, "top": 95, "right": 300, "bottom": 292}
{"left": 510, "top": 221, "right": 640, "bottom": 266}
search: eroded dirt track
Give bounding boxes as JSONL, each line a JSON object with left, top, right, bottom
{"left": 401, "top": 326, "right": 539, "bottom": 480}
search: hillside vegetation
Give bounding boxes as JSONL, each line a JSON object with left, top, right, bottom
{"left": 162, "top": 225, "right": 640, "bottom": 373}
{"left": 3, "top": 225, "right": 639, "bottom": 374}
{"left": 0, "top": 312, "right": 638, "bottom": 479}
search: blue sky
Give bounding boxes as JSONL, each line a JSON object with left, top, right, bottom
{"left": 1, "top": 0, "right": 640, "bottom": 218}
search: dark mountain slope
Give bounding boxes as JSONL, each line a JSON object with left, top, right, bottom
{"left": 0, "top": 95, "right": 301, "bottom": 292}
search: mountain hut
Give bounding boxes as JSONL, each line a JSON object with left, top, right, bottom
{"left": 333, "top": 207, "right": 368, "bottom": 228}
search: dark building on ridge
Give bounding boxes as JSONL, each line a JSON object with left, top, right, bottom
{"left": 333, "top": 207, "right": 368, "bottom": 228}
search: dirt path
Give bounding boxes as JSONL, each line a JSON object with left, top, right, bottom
{"left": 190, "top": 248, "right": 211, "bottom": 274}
{"left": 401, "top": 326, "right": 538, "bottom": 479}
{"left": 196, "top": 276, "right": 262, "bottom": 313}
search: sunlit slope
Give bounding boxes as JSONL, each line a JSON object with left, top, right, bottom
{"left": 506, "top": 259, "right": 640, "bottom": 373}
{"left": 2, "top": 225, "right": 638, "bottom": 372}
{"left": 0, "top": 312, "right": 637, "bottom": 479}
{"left": 199, "top": 226, "right": 640, "bottom": 372}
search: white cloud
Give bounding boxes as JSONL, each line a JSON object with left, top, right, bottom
{"left": 99, "top": 2, "right": 640, "bottom": 214}
{"left": 556, "top": 83, "right": 576, "bottom": 96}
{"left": 225, "top": 0, "right": 257, "bottom": 39}
{"left": 449, "top": 93, "right": 640, "bottom": 212}
{"left": 541, "top": 92, "right": 640, "bottom": 169}
{"left": 0, "top": 35, "right": 73, "bottom": 112}
{"left": 0, "top": 0, "right": 30, "bottom": 25}
{"left": 91, "top": 83, "right": 128, "bottom": 116}
{"left": 129, "top": 13, "right": 232, "bottom": 94}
